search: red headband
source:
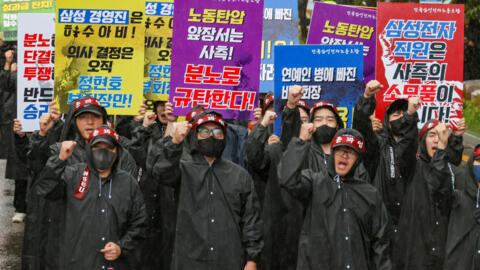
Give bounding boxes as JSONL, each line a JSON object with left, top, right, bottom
{"left": 263, "top": 94, "right": 274, "bottom": 111}
{"left": 310, "top": 101, "right": 338, "bottom": 115}
{"left": 88, "top": 127, "right": 120, "bottom": 144}
{"left": 74, "top": 97, "right": 103, "bottom": 112}
{"left": 331, "top": 134, "right": 366, "bottom": 154}
{"left": 420, "top": 120, "right": 440, "bottom": 139}
{"left": 192, "top": 114, "right": 226, "bottom": 132}
{"left": 186, "top": 109, "right": 205, "bottom": 122}
{"left": 296, "top": 100, "right": 310, "bottom": 110}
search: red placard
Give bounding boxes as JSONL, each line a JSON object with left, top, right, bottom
{"left": 375, "top": 2, "right": 464, "bottom": 128}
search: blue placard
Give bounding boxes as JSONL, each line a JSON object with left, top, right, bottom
{"left": 260, "top": 0, "right": 300, "bottom": 93}
{"left": 273, "top": 44, "right": 364, "bottom": 135}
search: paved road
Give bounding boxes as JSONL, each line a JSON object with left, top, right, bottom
{"left": 0, "top": 132, "right": 478, "bottom": 269}
{"left": 0, "top": 159, "right": 23, "bottom": 270}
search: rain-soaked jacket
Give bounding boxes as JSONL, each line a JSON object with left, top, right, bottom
{"left": 444, "top": 151, "right": 480, "bottom": 270}
{"left": 394, "top": 136, "right": 454, "bottom": 270}
{"left": 128, "top": 122, "right": 176, "bottom": 269}
{"left": 246, "top": 123, "right": 303, "bottom": 270}
{"left": 151, "top": 135, "right": 263, "bottom": 270}
{"left": 36, "top": 145, "right": 146, "bottom": 270}
{"left": 278, "top": 137, "right": 391, "bottom": 270}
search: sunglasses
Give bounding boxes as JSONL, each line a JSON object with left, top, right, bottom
{"left": 197, "top": 127, "right": 224, "bottom": 139}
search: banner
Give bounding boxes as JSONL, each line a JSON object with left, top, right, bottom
{"left": 143, "top": 0, "right": 173, "bottom": 101}
{"left": 260, "top": 0, "right": 299, "bottom": 93}
{"left": 376, "top": 2, "right": 464, "bottom": 128}
{"left": 274, "top": 44, "right": 364, "bottom": 135}
{"left": 1, "top": 0, "right": 55, "bottom": 41}
{"left": 169, "top": 0, "right": 264, "bottom": 120}
{"left": 307, "top": 2, "right": 376, "bottom": 85}
{"left": 54, "top": 0, "right": 145, "bottom": 115}
{"left": 17, "top": 13, "right": 54, "bottom": 132}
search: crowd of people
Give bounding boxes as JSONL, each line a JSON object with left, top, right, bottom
{"left": 1, "top": 42, "right": 480, "bottom": 270}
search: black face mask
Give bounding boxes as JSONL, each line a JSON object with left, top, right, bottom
{"left": 92, "top": 148, "right": 117, "bottom": 171}
{"left": 313, "top": 125, "right": 337, "bottom": 145}
{"left": 389, "top": 117, "right": 404, "bottom": 136}
{"left": 197, "top": 136, "right": 225, "bottom": 158}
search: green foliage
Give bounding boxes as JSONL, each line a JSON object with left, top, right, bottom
{"left": 464, "top": 100, "right": 480, "bottom": 137}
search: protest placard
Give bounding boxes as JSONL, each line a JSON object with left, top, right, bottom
{"left": 169, "top": 0, "right": 263, "bottom": 120}
{"left": 376, "top": 2, "right": 464, "bottom": 128}
{"left": 274, "top": 44, "right": 364, "bottom": 135}
{"left": 17, "top": 12, "right": 54, "bottom": 132}
{"left": 54, "top": 0, "right": 145, "bottom": 115}
{"left": 0, "top": 0, "right": 54, "bottom": 41}
{"left": 308, "top": 2, "right": 376, "bottom": 85}
{"left": 260, "top": 0, "right": 299, "bottom": 93}
{"left": 143, "top": 0, "right": 173, "bottom": 101}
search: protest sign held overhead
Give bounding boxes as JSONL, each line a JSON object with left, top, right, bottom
{"left": 143, "top": 0, "right": 173, "bottom": 101}
{"left": 307, "top": 2, "right": 376, "bottom": 85}
{"left": 260, "top": 0, "right": 299, "bottom": 93}
{"left": 170, "top": 0, "right": 264, "bottom": 120}
{"left": 0, "top": 0, "right": 55, "bottom": 41}
{"left": 376, "top": 2, "right": 464, "bottom": 128}
{"left": 17, "top": 13, "right": 55, "bottom": 132}
{"left": 274, "top": 44, "right": 364, "bottom": 135}
{"left": 54, "top": 0, "right": 145, "bottom": 115}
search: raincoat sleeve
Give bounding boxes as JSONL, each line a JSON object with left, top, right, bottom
{"left": 151, "top": 136, "right": 182, "bottom": 187}
{"left": 446, "top": 133, "right": 464, "bottom": 166}
{"left": 128, "top": 125, "right": 152, "bottom": 169}
{"left": 429, "top": 149, "right": 454, "bottom": 209}
{"left": 118, "top": 179, "right": 147, "bottom": 254}
{"left": 353, "top": 96, "right": 380, "bottom": 179}
{"left": 245, "top": 124, "right": 270, "bottom": 174}
{"left": 241, "top": 176, "right": 264, "bottom": 263}
{"left": 281, "top": 106, "right": 301, "bottom": 148}
{"left": 35, "top": 144, "right": 68, "bottom": 200}
{"left": 395, "top": 112, "right": 419, "bottom": 182}
{"left": 27, "top": 120, "right": 63, "bottom": 175}
{"left": 278, "top": 137, "right": 313, "bottom": 201}
{"left": 372, "top": 194, "right": 393, "bottom": 270}
{"left": 14, "top": 134, "right": 30, "bottom": 161}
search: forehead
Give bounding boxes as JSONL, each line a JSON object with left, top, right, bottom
{"left": 199, "top": 122, "right": 221, "bottom": 129}
{"left": 314, "top": 108, "right": 335, "bottom": 118}
{"left": 76, "top": 112, "right": 102, "bottom": 118}
{"left": 335, "top": 145, "right": 353, "bottom": 152}
{"left": 427, "top": 129, "right": 438, "bottom": 136}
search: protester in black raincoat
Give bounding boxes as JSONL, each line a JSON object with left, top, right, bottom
{"left": 278, "top": 127, "right": 391, "bottom": 270}
{"left": 151, "top": 111, "right": 263, "bottom": 270}
{"left": 395, "top": 120, "right": 454, "bottom": 270}
{"left": 353, "top": 81, "right": 421, "bottom": 249}
{"left": 443, "top": 146, "right": 480, "bottom": 270}
{"left": 281, "top": 85, "right": 345, "bottom": 173}
{"left": 22, "top": 97, "right": 138, "bottom": 270}
{"left": 128, "top": 101, "right": 178, "bottom": 270}
{"left": 245, "top": 86, "right": 310, "bottom": 270}
{"left": 36, "top": 126, "right": 146, "bottom": 270}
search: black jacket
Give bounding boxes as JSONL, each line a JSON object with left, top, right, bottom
{"left": 129, "top": 122, "right": 176, "bottom": 270}
{"left": 151, "top": 136, "right": 263, "bottom": 270}
{"left": 246, "top": 124, "right": 303, "bottom": 270}
{"left": 353, "top": 96, "right": 419, "bottom": 228}
{"left": 36, "top": 154, "right": 146, "bottom": 270}
{"left": 444, "top": 151, "right": 480, "bottom": 270}
{"left": 278, "top": 137, "right": 391, "bottom": 270}
{"left": 394, "top": 143, "right": 454, "bottom": 270}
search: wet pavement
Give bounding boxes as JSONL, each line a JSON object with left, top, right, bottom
{"left": 0, "top": 159, "right": 23, "bottom": 270}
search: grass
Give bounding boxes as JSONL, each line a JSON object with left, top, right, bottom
{"left": 464, "top": 100, "right": 480, "bottom": 137}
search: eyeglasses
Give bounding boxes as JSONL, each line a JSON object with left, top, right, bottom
{"left": 334, "top": 148, "right": 357, "bottom": 159}
{"left": 197, "top": 127, "right": 224, "bottom": 139}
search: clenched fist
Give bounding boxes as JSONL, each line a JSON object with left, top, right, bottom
{"left": 407, "top": 97, "right": 422, "bottom": 115}
{"left": 261, "top": 111, "right": 277, "bottom": 127}
{"left": 143, "top": 112, "right": 157, "bottom": 128}
{"left": 287, "top": 85, "right": 305, "bottom": 109}
{"left": 13, "top": 119, "right": 25, "bottom": 138}
{"left": 172, "top": 121, "right": 192, "bottom": 144}
{"left": 434, "top": 123, "right": 449, "bottom": 150}
{"left": 299, "top": 123, "right": 315, "bottom": 142}
{"left": 59, "top": 141, "right": 77, "bottom": 161}
{"left": 364, "top": 80, "right": 383, "bottom": 99}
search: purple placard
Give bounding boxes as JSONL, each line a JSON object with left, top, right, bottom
{"left": 307, "top": 2, "right": 376, "bottom": 84}
{"left": 170, "top": 0, "right": 264, "bottom": 120}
